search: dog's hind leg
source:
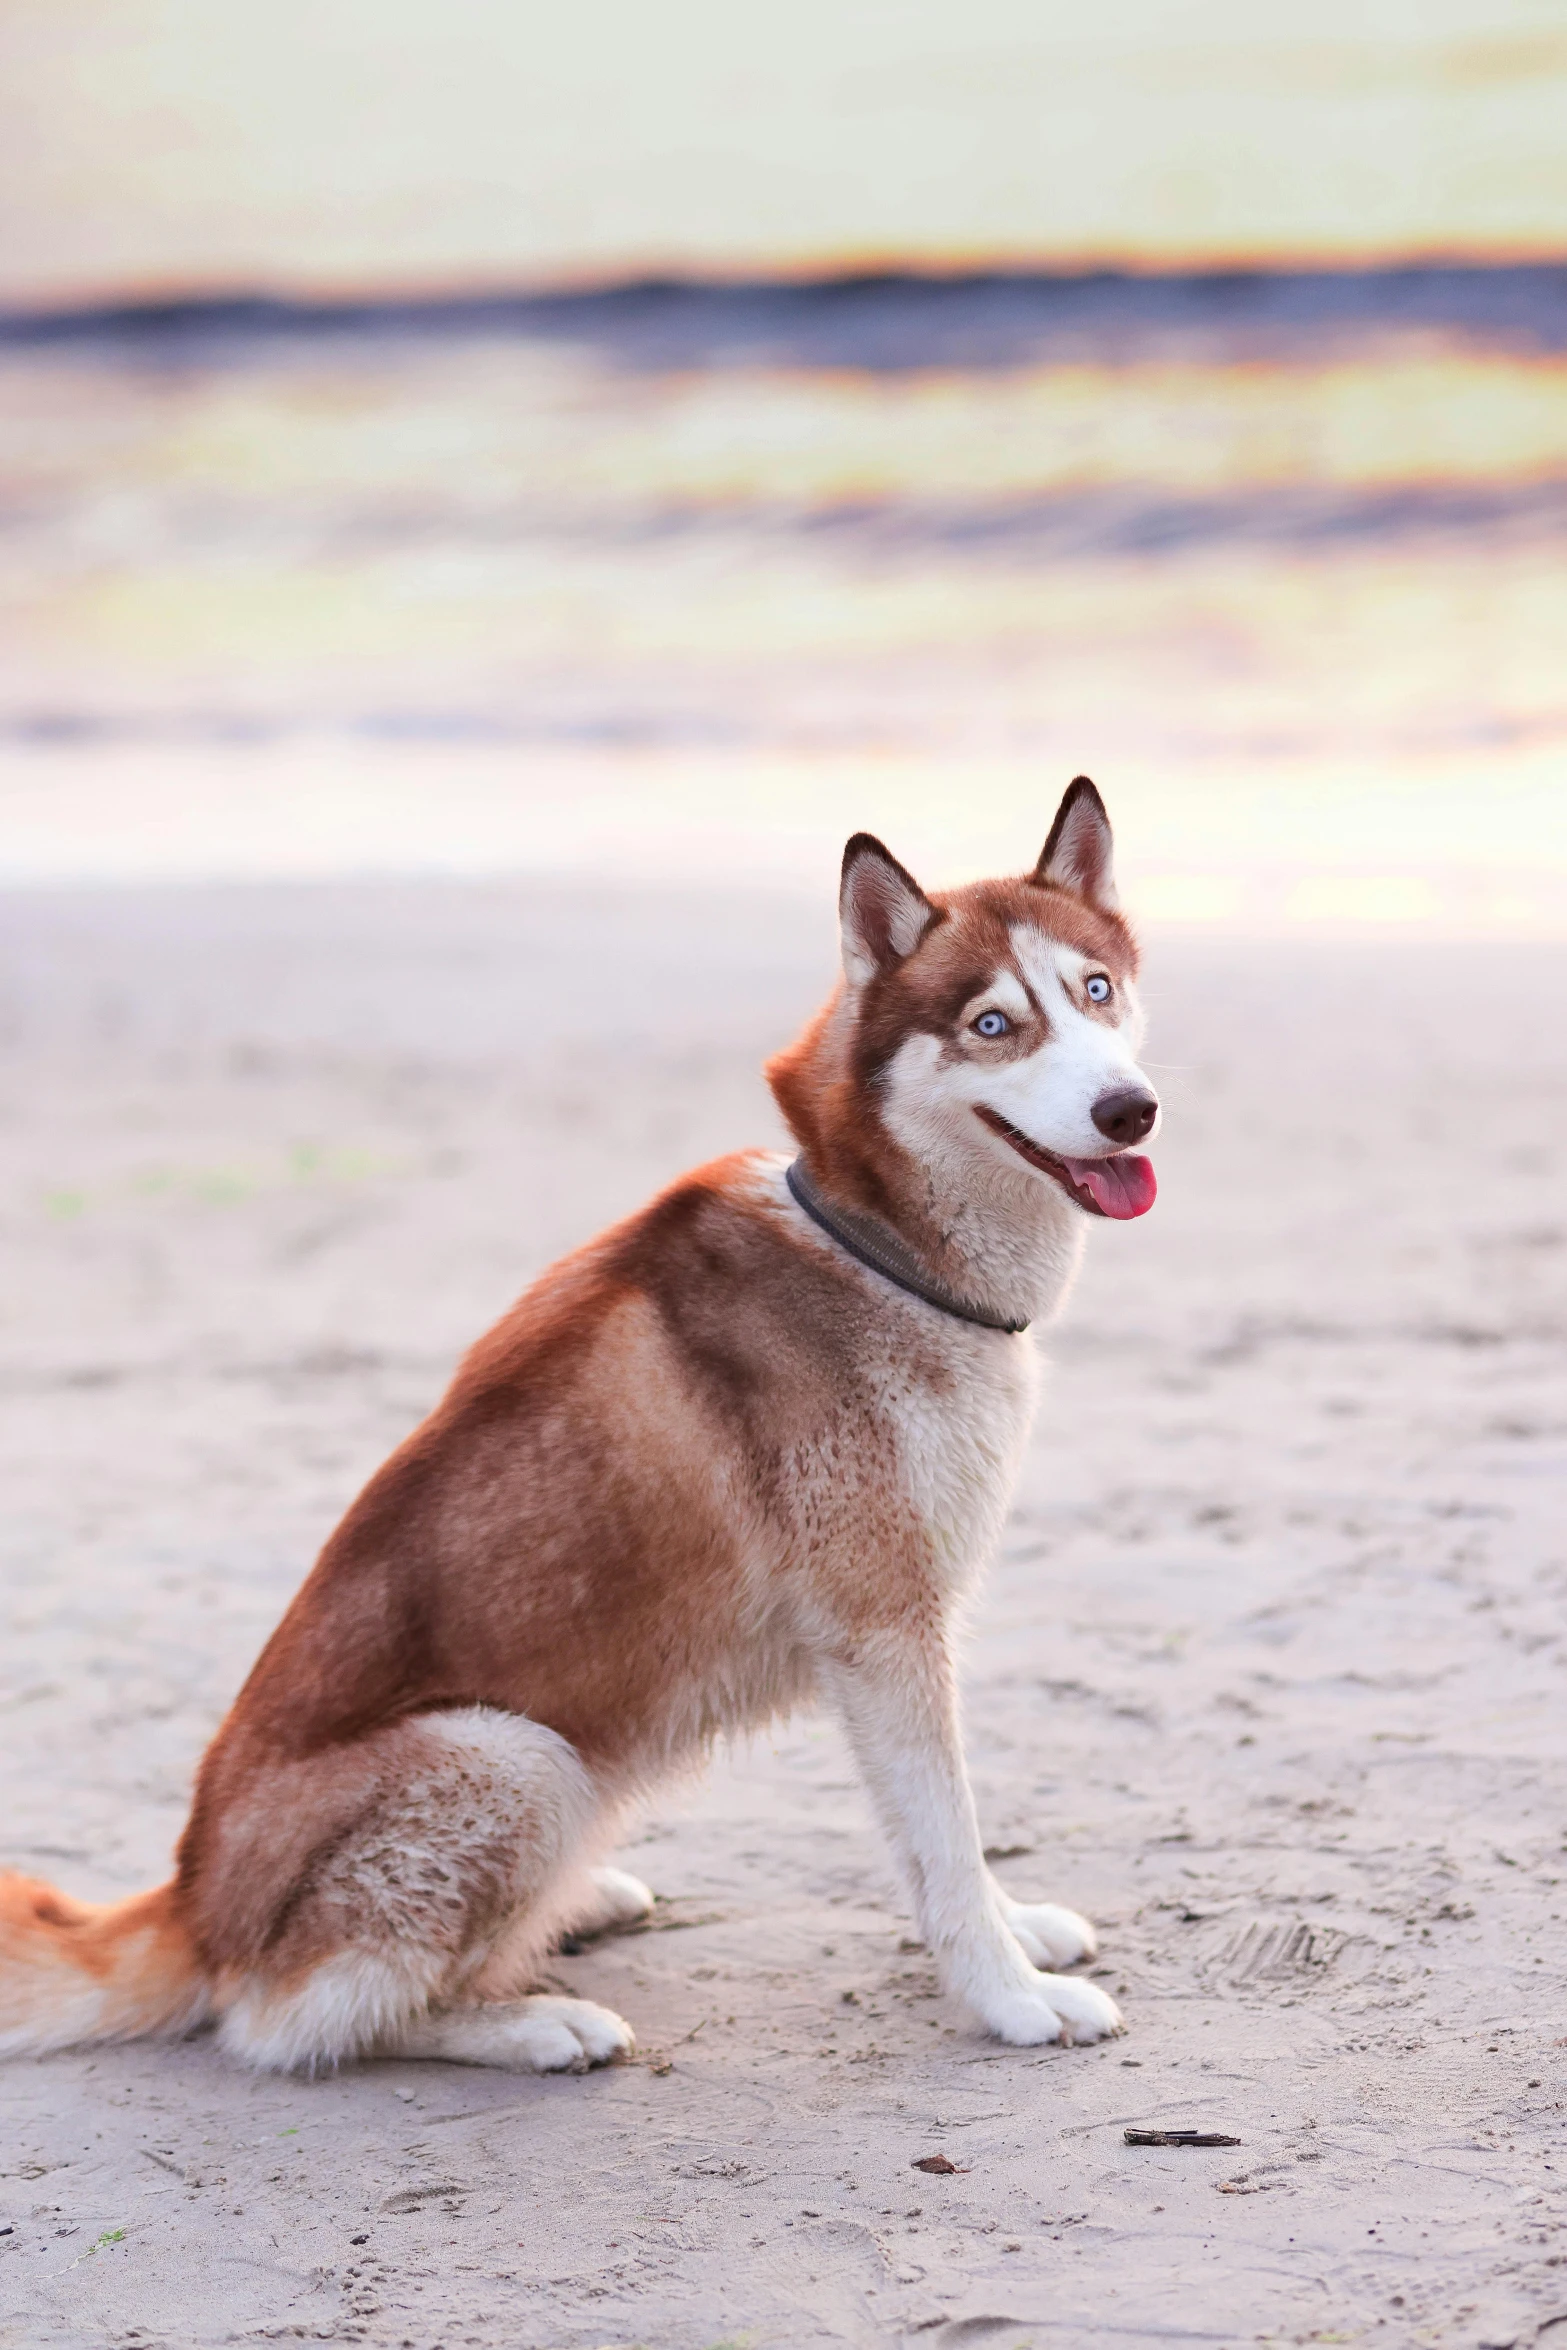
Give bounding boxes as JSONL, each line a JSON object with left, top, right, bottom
{"left": 196, "top": 1707, "right": 633, "bottom": 2074}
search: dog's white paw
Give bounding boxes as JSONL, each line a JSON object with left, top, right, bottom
{"left": 394, "top": 1993, "right": 635, "bottom": 2071}
{"left": 1034, "top": 1972, "right": 1122, "bottom": 2043}
{"left": 1000, "top": 1900, "right": 1098, "bottom": 1969}
{"left": 978, "top": 1973, "right": 1123, "bottom": 2048}
{"left": 520, "top": 1994, "right": 637, "bottom": 2069}
{"left": 569, "top": 1865, "right": 655, "bottom": 1938}
{"left": 976, "top": 1986, "right": 1071, "bottom": 2046}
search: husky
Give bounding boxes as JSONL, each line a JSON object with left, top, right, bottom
{"left": 0, "top": 777, "right": 1159, "bottom": 2075}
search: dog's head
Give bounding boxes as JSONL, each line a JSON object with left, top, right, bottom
{"left": 770, "top": 779, "right": 1159, "bottom": 1224}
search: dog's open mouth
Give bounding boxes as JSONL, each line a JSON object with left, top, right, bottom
{"left": 974, "top": 1106, "right": 1157, "bottom": 1220}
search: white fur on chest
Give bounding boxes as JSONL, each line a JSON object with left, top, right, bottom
{"left": 748, "top": 1152, "right": 1042, "bottom": 1592}
{"left": 871, "top": 1323, "right": 1039, "bottom": 1592}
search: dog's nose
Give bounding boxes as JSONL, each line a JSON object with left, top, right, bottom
{"left": 1091, "top": 1087, "right": 1159, "bottom": 1145}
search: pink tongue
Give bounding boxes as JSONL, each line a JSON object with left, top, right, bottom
{"left": 1063, "top": 1153, "right": 1158, "bottom": 1219}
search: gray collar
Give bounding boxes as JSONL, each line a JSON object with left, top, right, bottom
{"left": 785, "top": 1158, "right": 1029, "bottom": 1335}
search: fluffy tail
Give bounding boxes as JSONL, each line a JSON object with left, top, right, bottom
{"left": 0, "top": 1873, "right": 209, "bottom": 2057}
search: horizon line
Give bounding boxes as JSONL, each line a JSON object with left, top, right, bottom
{"left": 6, "top": 250, "right": 1567, "bottom": 345}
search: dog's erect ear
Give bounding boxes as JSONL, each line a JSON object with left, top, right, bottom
{"left": 840, "top": 833, "right": 938, "bottom": 986}
{"left": 1033, "top": 776, "right": 1119, "bottom": 911}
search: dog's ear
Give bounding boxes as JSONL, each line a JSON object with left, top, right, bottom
{"left": 1033, "top": 776, "right": 1118, "bottom": 911}
{"left": 840, "top": 834, "right": 938, "bottom": 986}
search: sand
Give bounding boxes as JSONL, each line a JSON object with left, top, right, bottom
{"left": 0, "top": 879, "right": 1564, "bottom": 2350}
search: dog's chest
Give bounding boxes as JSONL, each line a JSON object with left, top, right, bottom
{"left": 873, "top": 1324, "right": 1039, "bottom": 1587}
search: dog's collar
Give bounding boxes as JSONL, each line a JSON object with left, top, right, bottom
{"left": 785, "top": 1158, "right": 1029, "bottom": 1335}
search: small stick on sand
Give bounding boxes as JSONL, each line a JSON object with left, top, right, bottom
{"left": 1123, "top": 2129, "right": 1241, "bottom": 2148}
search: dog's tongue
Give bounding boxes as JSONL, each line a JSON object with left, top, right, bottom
{"left": 1064, "top": 1153, "right": 1158, "bottom": 1219}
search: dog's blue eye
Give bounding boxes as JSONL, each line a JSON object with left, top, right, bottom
{"left": 974, "top": 1010, "right": 1010, "bottom": 1037}
{"left": 1086, "top": 975, "right": 1112, "bottom": 1004}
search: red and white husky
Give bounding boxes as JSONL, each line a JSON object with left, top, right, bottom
{"left": 0, "top": 778, "right": 1159, "bottom": 2074}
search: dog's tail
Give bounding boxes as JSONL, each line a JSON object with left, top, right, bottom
{"left": 0, "top": 1872, "right": 209, "bottom": 2056}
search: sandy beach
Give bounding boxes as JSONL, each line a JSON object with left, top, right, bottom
{"left": 1, "top": 876, "right": 1563, "bottom": 2349}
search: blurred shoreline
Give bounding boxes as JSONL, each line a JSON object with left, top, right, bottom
{"left": 3, "top": 259, "right": 1563, "bottom": 930}
{"left": 5, "top": 257, "right": 1567, "bottom": 358}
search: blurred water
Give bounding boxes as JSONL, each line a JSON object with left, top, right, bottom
{"left": 1, "top": 268, "right": 1564, "bottom": 925}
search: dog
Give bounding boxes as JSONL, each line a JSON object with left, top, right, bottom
{"left": 0, "top": 776, "right": 1159, "bottom": 2074}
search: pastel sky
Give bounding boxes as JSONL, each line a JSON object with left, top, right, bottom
{"left": 3, "top": 0, "right": 1567, "bottom": 301}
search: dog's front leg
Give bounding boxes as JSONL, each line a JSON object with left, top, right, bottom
{"left": 823, "top": 1631, "right": 1122, "bottom": 2047}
